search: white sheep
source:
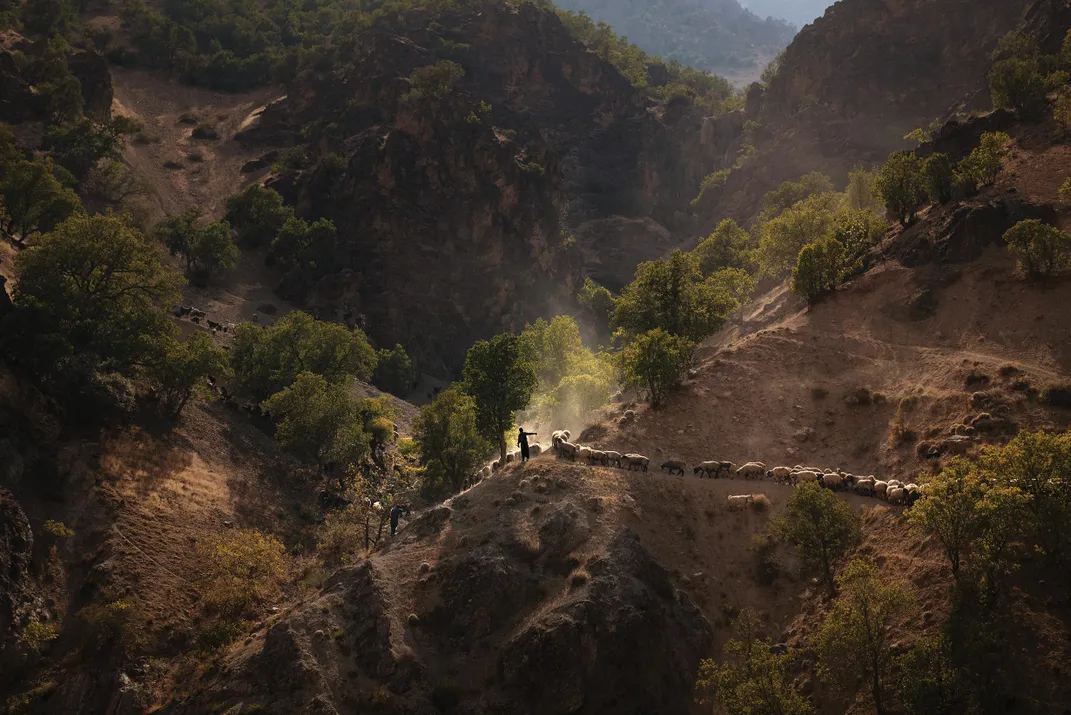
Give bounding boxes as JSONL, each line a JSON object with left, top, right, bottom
{"left": 604, "top": 450, "right": 623, "bottom": 468}
{"left": 821, "top": 473, "right": 844, "bottom": 491}
{"left": 793, "top": 470, "right": 820, "bottom": 485}
{"left": 727, "top": 494, "right": 754, "bottom": 509}
{"left": 694, "top": 460, "right": 723, "bottom": 478}
{"left": 768, "top": 466, "right": 793, "bottom": 483}
{"left": 588, "top": 449, "right": 606, "bottom": 466}
{"left": 529, "top": 443, "right": 542, "bottom": 457}
{"left": 853, "top": 477, "right": 875, "bottom": 496}
{"left": 577, "top": 446, "right": 592, "bottom": 463}
{"left": 624, "top": 454, "right": 650, "bottom": 472}
{"left": 874, "top": 480, "right": 889, "bottom": 499}
{"left": 551, "top": 429, "right": 571, "bottom": 447}
{"left": 736, "top": 462, "right": 765, "bottom": 479}
{"left": 887, "top": 487, "right": 906, "bottom": 505}
{"left": 557, "top": 441, "right": 579, "bottom": 460}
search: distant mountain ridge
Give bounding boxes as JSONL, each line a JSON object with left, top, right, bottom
{"left": 742, "top": 0, "right": 834, "bottom": 27}
{"left": 554, "top": 0, "right": 796, "bottom": 75}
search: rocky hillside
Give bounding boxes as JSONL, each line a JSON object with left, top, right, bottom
{"left": 699, "top": 0, "right": 1034, "bottom": 225}
{"left": 553, "top": 0, "right": 795, "bottom": 76}
{"left": 242, "top": 2, "right": 728, "bottom": 372}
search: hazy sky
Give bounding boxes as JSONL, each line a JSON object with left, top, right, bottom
{"left": 741, "top": 0, "right": 834, "bottom": 28}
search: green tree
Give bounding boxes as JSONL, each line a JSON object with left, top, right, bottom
{"left": 844, "top": 166, "right": 883, "bottom": 213}
{"left": 908, "top": 460, "right": 979, "bottom": 576}
{"left": 1002, "top": 219, "right": 1071, "bottom": 277}
{"left": 154, "top": 209, "right": 239, "bottom": 278}
{"left": 371, "top": 344, "right": 415, "bottom": 397}
{"left": 693, "top": 219, "right": 755, "bottom": 275}
{"left": 614, "top": 249, "right": 734, "bottom": 341}
{"left": 0, "top": 159, "right": 81, "bottom": 244}
{"left": 760, "top": 172, "right": 834, "bottom": 221}
{"left": 461, "top": 333, "right": 537, "bottom": 462}
{"left": 959, "top": 132, "right": 1010, "bottom": 187}
{"left": 43, "top": 116, "right": 139, "bottom": 181}
{"left": 816, "top": 558, "right": 908, "bottom": 715}
{"left": 875, "top": 151, "right": 927, "bottom": 226}
{"left": 262, "top": 371, "right": 369, "bottom": 473}
{"left": 413, "top": 388, "right": 489, "bottom": 495}
{"left": 757, "top": 193, "right": 839, "bottom": 277}
{"left": 695, "top": 607, "right": 813, "bottom": 715}
{"left": 150, "top": 332, "right": 231, "bottom": 418}
{"left": 708, "top": 267, "right": 756, "bottom": 317}
{"left": 9, "top": 211, "right": 183, "bottom": 375}
{"left": 270, "top": 216, "right": 338, "bottom": 275}
{"left": 924, "top": 153, "right": 955, "bottom": 204}
{"left": 983, "top": 430, "right": 1071, "bottom": 599}
{"left": 989, "top": 58, "right": 1046, "bottom": 120}
{"left": 897, "top": 636, "right": 965, "bottom": 715}
{"left": 22, "top": 0, "right": 75, "bottom": 37}
{"left": 224, "top": 184, "right": 293, "bottom": 245}
{"left": 577, "top": 277, "right": 614, "bottom": 339}
{"left": 972, "top": 477, "right": 1029, "bottom": 605}
{"left": 617, "top": 328, "right": 693, "bottom": 408}
{"left": 519, "top": 315, "right": 613, "bottom": 426}
{"left": 775, "top": 482, "right": 861, "bottom": 595}
{"left": 230, "top": 311, "right": 377, "bottom": 398}
{"left": 791, "top": 237, "right": 844, "bottom": 302}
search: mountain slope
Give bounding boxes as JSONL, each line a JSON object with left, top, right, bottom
{"left": 700, "top": 0, "right": 1034, "bottom": 225}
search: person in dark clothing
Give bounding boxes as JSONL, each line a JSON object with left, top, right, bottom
{"left": 390, "top": 504, "right": 410, "bottom": 536}
{"left": 517, "top": 427, "right": 537, "bottom": 462}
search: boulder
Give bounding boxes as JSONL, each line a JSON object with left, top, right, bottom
{"left": 0, "top": 489, "right": 33, "bottom": 633}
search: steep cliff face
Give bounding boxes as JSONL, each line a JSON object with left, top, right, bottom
{"left": 246, "top": 2, "right": 722, "bottom": 371}
{"left": 703, "top": 0, "right": 1034, "bottom": 224}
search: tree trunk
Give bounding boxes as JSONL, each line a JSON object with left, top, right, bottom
{"left": 872, "top": 668, "right": 885, "bottom": 715}
{"left": 499, "top": 436, "right": 507, "bottom": 464}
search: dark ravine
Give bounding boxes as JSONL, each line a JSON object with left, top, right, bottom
{"left": 238, "top": 2, "right": 726, "bottom": 372}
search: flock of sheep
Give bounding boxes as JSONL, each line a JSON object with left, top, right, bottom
{"left": 468, "top": 429, "right": 925, "bottom": 508}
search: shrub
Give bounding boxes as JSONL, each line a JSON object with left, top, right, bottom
{"left": 1002, "top": 219, "right": 1071, "bottom": 277}
{"left": 989, "top": 58, "right": 1047, "bottom": 120}
{"left": 923, "top": 153, "right": 955, "bottom": 204}
{"left": 402, "top": 60, "right": 465, "bottom": 103}
{"left": 792, "top": 236, "right": 844, "bottom": 302}
{"left": 577, "top": 277, "right": 615, "bottom": 338}
{"left": 1059, "top": 177, "right": 1071, "bottom": 204}
{"left": 149, "top": 333, "right": 232, "bottom": 418}
{"left": 41, "top": 520, "right": 74, "bottom": 537}
{"left": 960, "top": 132, "right": 1010, "bottom": 187}
{"left": 760, "top": 171, "right": 834, "bottom": 220}
{"left": 19, "top": 621, "right": 59, "bottom": 650}
{"left": 875, "top": 151, "right": 927, "bottom": 226}
{"left": 196, "top": 529, "right": 288, "bottom": 616}
{"left": 756, "top": 192, "right": 840, "bottom": 277}
{"left": 1041, "top": 384, "right": 1071, "bottom": 408}
{"left": 691, "top": 168, "right": 730, "bottom": 207}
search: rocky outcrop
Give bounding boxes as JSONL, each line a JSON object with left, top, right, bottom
{"left": 164, "top": 506, "right": 709, "bottom": 715}
{"left": 243, "top": 2, "right": 723, "bottom": 371}
{"left": 68, "top": 51, "right": 113, "bottom": 120}
{"left": 887, "top": 199, "right": 1057, "bottom": 267}
{"left": 0, "top": 490, "right": 33, "bottom": 642}
{"left": 499, "top": 529, "right": 712, "bottom": 715}
{"left": 703, "top": 0, "right": 1034, "bottom": 225}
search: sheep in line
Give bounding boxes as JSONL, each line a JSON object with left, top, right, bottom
{"left": 624, "top": 454, "right": 650, "bottom": 472}
{"left": 661, "top": 459, "right": 687, "bottom": 476}
{"left": 694, "top": 460, "right": 735, "bottom": 478}
{"left": 737, "top": 462, "right": 766, "bottom": 479}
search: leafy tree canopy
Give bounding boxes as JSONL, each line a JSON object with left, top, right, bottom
{"left": 461, "top": 332, "right": 537, "bottom": 461}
